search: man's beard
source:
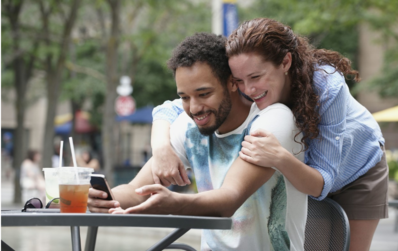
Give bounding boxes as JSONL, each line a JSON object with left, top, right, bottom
{"left": 190, "top": 90, "right": 232, "bottom": 136}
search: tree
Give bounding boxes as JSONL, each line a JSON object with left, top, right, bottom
{"left": 38, "top": 0, "right": 82, "bottom": 168}
{"left": 64, "top": 0, "right": 211, "bottom": 185}
{"left": 2, "top": 0, "right": 41, "bottom": 203}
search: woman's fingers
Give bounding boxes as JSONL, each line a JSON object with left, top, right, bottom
{"left": 152, "top": 173, "right": 161, "bottom": 185}
{"left": 179, "top": 164, "right": 191, "bottom": 185}
{"left": 239, "top": 151, "right": 257, "bottom": 165}
{"left": 240, "top": 146, "right": 251, "bottom": 157}
{"left": 123, "top": 202, "right": 151, "bottom": 214}
{"left": 135, "top": 184, "right": 164, "bottom": 196}
{"left": 241, "top": 140, "right": 253, "bottom": 150}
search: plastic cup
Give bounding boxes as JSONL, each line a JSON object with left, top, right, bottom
{"left": 58, "top": 167, "right": 94, "bottom": 213}
{"left": 43, "top": 168, "right": 60, "bottom": 205}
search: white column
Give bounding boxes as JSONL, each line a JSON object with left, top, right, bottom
{"left": 212, "top": 0, "right": 222, "bottom": 35}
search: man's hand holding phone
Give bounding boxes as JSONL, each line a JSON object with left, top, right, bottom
{"left": 88, "top": 188, "right": 120, "bottom": 213}
{"left": 88, "top": 174, "right": 120, "bottom": 213}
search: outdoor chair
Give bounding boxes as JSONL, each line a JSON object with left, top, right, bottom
{"left": 304, "top": 197, "right": 350, "bottom": 251}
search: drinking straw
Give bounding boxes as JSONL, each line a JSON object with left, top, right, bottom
{"left": 59, "top": 141, "right": 64, "bottom": 168}
{"left": 69, "top": 137, "right": 80, "bottom": 182}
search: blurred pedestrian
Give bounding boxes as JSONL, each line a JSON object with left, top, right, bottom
{"left": 2, "top": 132, "right": 14, "bottom": 179}
{"left": 52, "top": 144, "right": 63, "bottom": 167}
{"left": 20, "top": 150, "right": 45, "bottom": 202}
{"left": 76, "top": 150, "right": 100, "bottom": 172}
{"left": 142, "top": 144, "right": 151, "bottom": 165}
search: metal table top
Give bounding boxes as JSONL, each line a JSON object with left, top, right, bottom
{"left": 1, "top": 210, "right": 232, "bottom": 230}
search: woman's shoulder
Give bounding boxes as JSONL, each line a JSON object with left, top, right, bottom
{"left": 313, "top": 64, "right": 346, "bottom": 97}
{"left": 21, "top": 159, "right": 33, "bottom": 168}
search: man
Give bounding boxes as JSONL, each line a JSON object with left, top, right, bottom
{"left": 88, "top": 33, "right": 307, "bottom": 250}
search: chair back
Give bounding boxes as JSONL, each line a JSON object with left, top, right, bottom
{"left": 304, "top": 197, "right": 350, "bottom": 251}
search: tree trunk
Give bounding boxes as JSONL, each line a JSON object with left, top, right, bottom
{"left": 102, "top": 0, "right": 120, "bottom": 186}
{"left": 41, "top": 0, "right": 81, "bottom": 167}
{"left": 70, "top": 100, "right": 80, "bottom": 141}
{"left": 41, "top": 73, "right": 62, "bottom": 167}
{"left": 6, "top": 0, "right": 30, "bottom": 204}
{"left": 13, "top": 58, "right": 27, "bottom": 204}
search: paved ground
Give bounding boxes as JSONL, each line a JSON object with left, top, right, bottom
{"left": 2, "top": 169, "right": 397, "bottom": 250}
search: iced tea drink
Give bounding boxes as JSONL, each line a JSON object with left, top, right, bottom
{"left": 59, "top": 184, "right": 90, "bottom": 213}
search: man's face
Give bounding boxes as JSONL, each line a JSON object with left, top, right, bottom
{"left": 176, "top": 62, "right": 232, "bottom": 135}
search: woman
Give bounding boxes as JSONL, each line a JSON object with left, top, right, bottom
{"left": 20, "top": 150, "right": 45, "bottom": 202}
{"left": 76, "top": 150, "right": 100, "bottom": 172}
{"left": 151, "top": 18, "right": 388, "bottom": 251}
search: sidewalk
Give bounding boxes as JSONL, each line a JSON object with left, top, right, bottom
{"left": 2, "top": 170, "right": 397, "bottom": 250}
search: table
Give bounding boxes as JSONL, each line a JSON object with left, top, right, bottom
{"left": 1, "top": 210, "right": 232, "bottom": 251}
{"left": 389, "top": 200, "right": 398, "bottom": 232}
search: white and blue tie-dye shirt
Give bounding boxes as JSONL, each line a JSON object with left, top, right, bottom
{"left": 154, "top": 65, "right": 385, "bottom": 201}
{"left": 170, "top": 103, "right": 307, "bottom": 251}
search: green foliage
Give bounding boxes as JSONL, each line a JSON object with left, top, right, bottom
{"left": 133, "top": 58, "right": 179, "bottom": 108}
{"left": 368, "top": 47, "right": 398, "bottom": 98}
{"left": 314, "top": 25, "right": 359, "bottom": 90}
{"left": 389, "top": 160, "right": 398, "bottom": 181}
{"left": 89, "top": 92, "right": 105, "bottom": 128}
{"left": 61, "top": 39, "right": 106, "bottom": 101}
{"left": 1, "top": 70, "right": 14, "bottom": 89}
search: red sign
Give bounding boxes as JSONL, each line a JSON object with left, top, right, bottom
{"left": 115, "top": 96, "right": 136, "bottom": 116}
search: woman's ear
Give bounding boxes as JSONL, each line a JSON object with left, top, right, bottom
{"left": 282, "top": 52, "right": 292, "bottom": 72}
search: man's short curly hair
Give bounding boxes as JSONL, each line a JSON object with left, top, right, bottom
{"left": 167, "top": 33, "right": 231, "bottom": 86}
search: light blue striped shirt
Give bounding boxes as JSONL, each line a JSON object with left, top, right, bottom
{"left": 152, "top": 65, "right": 385, "bottom": 200}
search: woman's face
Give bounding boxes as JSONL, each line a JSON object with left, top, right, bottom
{"left": 228, "top": 52, "right": 292, "bottom": 110}
{"left": 82, "top": 152, "right": 90, "bottom": 162}
{"left": 34, "top": 153, "right": 41, "bottom": 163}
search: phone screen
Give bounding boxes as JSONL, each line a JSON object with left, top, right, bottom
{"left": 90, "top": 174, "right": 114, "bottom": 200}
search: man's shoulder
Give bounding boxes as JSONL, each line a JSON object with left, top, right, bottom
{"left": 171, "top": 112, "right": 194, "bottom": 131}
{"left": 254, "top": 103, "right": 294, "bottom": 120}
{"left": 170, "top": 112, "right": 202, "bottom": 142}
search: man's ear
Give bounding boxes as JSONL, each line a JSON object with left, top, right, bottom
{"left": 228, "top": 75, "right": 238, "bottom": 92}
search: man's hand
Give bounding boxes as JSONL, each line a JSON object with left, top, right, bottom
{"left": 110, "top": 184, "right": 182, "bottom": 214}
{"left": 151, "top": 146, "right": 190, "bottom": 187}
{"left": 88, "top": 188, "right": 121, "bottom": 213}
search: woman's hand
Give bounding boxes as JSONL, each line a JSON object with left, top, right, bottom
{"left": 151, "top": 145, "right": 190, "bottom": 187}
{"left": 151, "top": 120, "right": 190, "bottom": 187}
{"left": 239, "top": 129, "right": 286, "bottom": 168}
{"left": 109, "top": 184, "right": 181, "bottom": 214}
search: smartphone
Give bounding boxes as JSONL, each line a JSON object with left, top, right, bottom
{"left": 90, "top": 174, "right": 114, "bottom": 200}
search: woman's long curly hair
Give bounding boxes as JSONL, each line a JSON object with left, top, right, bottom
{"left": 226, "top": 18, "right": 359, "bottom": 150}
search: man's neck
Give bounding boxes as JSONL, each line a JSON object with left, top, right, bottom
{"left": 217, "top": 93, "right": 252, "bottom": 135}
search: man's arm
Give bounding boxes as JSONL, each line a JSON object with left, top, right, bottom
{"left": 88, "top": 158, "right": 156, "bottom": 213}
{"left": 112, "top": 157, "right": 275, "bottom": 217}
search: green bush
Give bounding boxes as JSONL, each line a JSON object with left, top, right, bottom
{"left": 388, "top": 160, "right": 398, "bottom": 181}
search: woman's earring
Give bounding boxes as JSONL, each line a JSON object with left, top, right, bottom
{"left": 285, "top": 72, "right": 288, "bottom": 76}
